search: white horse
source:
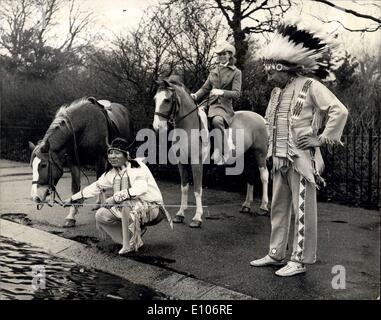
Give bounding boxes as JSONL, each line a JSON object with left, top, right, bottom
{"left": 152, "top": 78, "right": 269, "bottom": 228}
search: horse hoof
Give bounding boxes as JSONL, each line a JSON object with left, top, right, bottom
{"left": 255, "top": 209, "right": 270, "bottom": 216}
{"left": 118, "top": 247, "right": 133, "bottom": 255}
{"left": 189, "top": 220, "right": 201, "bottom": 228}
{"left": 239, "top": 206, "right": 251, "bottom": 214}
{"left": 63, "top": 219, "right": 76, "bottom": 228}
{"left": 173, "top": 215, "right": 185, "bottom": 224}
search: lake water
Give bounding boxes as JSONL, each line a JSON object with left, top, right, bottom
{"left": 0, "top": 236, "right": 169, "bottom": 300}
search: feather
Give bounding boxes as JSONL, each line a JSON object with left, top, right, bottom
{"left": 261, "top": 20, "right": 341, "bottom": 80}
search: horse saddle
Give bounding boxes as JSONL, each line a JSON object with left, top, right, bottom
{"left": 97, "top": 99, "right": 121, "bottom": 143}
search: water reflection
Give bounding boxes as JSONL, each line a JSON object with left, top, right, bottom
{"left": 0, "top": 236, "right": 168, "bottom": 300}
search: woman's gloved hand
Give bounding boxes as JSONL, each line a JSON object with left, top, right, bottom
{"left": 190, "top": 93, "right": 197, "bottom": 101}
{"left": 210, "top": 89, "right": 224, "bottom": 96}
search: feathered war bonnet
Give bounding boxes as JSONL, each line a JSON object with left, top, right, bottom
{"left": 261, "top": 19, "right": 341, "bottom": 80}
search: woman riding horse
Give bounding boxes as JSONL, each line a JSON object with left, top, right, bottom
{"left": 191, "top": 42, "right": 242, "bottom": 165}
{"left": 153, "top": 76, "right": 270, "bottom": 228}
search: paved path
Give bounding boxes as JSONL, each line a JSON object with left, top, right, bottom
{"left": 0, "top": 159, "right": 379, "bottom": 299}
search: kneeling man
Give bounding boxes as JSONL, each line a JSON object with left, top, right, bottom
{"left": 65, "top": 138, "right": 172, "bottom": 254}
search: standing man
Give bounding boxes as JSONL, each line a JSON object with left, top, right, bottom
{"left": 250, "top": 21, "right": 348, "bottom": 276}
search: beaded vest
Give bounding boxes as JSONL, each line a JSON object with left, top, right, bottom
{"left": 266, "top": 78, "right": 314, "bottom": 161}
{"left": 113, "top": 167, "right": 130, "bottom": 194}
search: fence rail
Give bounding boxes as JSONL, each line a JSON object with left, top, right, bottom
{"left": 320, "top": 125, "right": 380, "bottom": 209}
{"left": 1, "top": 124, "right": 379, "bottom": 210}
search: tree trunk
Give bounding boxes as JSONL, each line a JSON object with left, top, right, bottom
{"left": 231, "top": 1, "right": 248, "bottom": 70}
{"left": 233, "top": 30, "right": 248, "bottom": 70}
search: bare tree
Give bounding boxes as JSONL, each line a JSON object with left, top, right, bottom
{"left": 0, "top": 0, "right": 35, "bottom": 61}
{"left": 313, "top": 0, "right": 381, "bottom": 32}
{"left": 88, "top": 2, "right": 224, "bottom": 122}
{"left": 87, "top": 21, "right": 173, "bottom": 119}
{"left": 0, "top": 0, "right": 94, "bottom": 78}
{"left": 151, "top": 3, "right": 223, "bottom": 88}
{"left": 59, "top": 0, "right": 94, "bottom": 52}
{"left": 163, "top": 0, "right": 381, "bottom": 67}
{"left": 162, "top": 0, "right": 293, "bottom": 69}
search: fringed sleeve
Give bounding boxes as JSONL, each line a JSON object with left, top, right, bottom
{"left": 317, "top": 101, "right": 348, "bottom": 146}
{"left": 310, "top": 81, "right": 349, "bottom": 146}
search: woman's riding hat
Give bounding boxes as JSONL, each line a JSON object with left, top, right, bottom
{"left": 215, "top": 42, "right": 236, "bottom": 56}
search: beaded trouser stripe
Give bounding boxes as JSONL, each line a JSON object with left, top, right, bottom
{"left": 295, "top": 176, "right": 306, "bottom": 261}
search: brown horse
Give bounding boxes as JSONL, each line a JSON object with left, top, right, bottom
{"left": 153, "top": 78, "right": 269, "bottom": 228}
{"left": 29, "top": 97, "right": 132, "bottom": 227}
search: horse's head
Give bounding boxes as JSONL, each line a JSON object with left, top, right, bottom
{"left": 153, "top": 79, "right": 178, "bottom": 131}
{"left": 29, "top": 140, "right": 64, "bottom": 203}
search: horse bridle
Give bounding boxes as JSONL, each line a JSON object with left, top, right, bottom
{"left": 154, "top": 88, "right": 200, "bottom": 126}
{"left": 154, "top": 88, "right": 179, "bottom": 126}
{"left": 32, "top": 151, "right": 64, "bottom": 209}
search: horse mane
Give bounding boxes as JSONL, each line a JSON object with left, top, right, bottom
{"left": 167, "top": 75, "right": 191, "bottom": 92}
{"left": 42, "top": 97, "right": 91, "bottom": 144}
{"left": 165, "top": 76, "right": 193, "bottom": 100}
{"left": 155, "top": 76, "right": 196, "bottom": 110}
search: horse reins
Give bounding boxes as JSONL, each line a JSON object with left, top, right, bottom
{"left": 63, "top": 116, "right": 90, "bottom": 185}
{"left": 45, "top": 154, "right": 65, "bottom": 208}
